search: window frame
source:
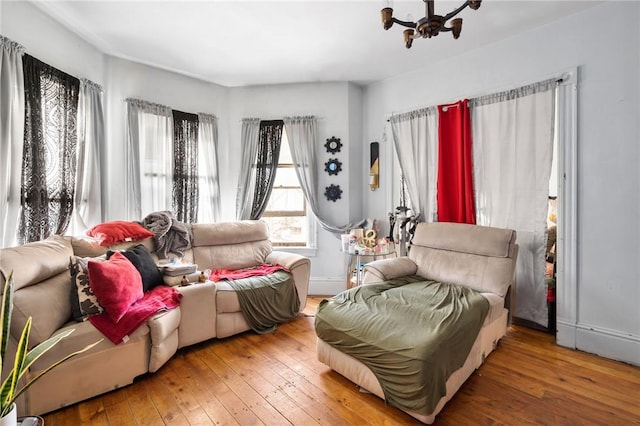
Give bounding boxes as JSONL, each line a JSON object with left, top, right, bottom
{"left": 261, "top": 131, "right": 316, "bottom": 253}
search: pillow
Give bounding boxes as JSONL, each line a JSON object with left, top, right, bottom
{"left": 68, "top": 236, "right": 107, "bottom": 258}
{"left": 88, "top": 251, "right": 144, "bottom": 323}
{"left": 86, "top": 221, "right": 154, "bottom": 247}
{"left": 107, "top": 244, "right": 164, "bottom": 292}
{"left": 69, "top": 257, "right": 105, "bottom": 321}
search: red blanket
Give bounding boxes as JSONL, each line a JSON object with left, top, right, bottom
{"left": 208, "top": 263, "right": 290, "bottom": 282}
{"left": 89, "top": 285, "right": 182, "bottom": 344}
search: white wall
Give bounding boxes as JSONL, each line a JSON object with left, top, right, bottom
{"left": 1, "top": 1, "right": 103, "bottom": 84}
{"left": 363, "top": 1, "right": 640, "bottom": 365}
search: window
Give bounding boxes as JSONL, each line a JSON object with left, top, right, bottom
{"left": 20, "top": 54, "right": 80, "bottom": 243}
{"left": 127, "top": 100, "right": 220, "bottom": 223}
{"left": 136, "top": 104, "right": 173, "bottom": 217}
{"left": 261, "top": 131, "right": 312, "bottom": 247}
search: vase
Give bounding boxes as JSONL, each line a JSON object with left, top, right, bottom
{"left": 0, "top": 404, "right": 17, "bottom": 426}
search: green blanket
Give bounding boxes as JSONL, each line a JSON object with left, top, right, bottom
{"left": 227, "top": 270, "right": 300, "bottom": 334}
{"left": 315, "top": 275, "right": 489, "bottom": 416}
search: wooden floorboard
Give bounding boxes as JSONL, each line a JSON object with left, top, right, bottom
{"left": 43, "top": 297, "right": 640, "bottom": 425}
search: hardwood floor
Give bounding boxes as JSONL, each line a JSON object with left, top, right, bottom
{"left": 44, "top": 297, "right": 640, "bottom": 425}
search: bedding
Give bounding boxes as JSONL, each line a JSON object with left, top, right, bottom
{"left": 225, "top": 270, "right": 300, "bottom": 334}
{"left": 88, "top": 285, "right": 182, "bottom": 344}
{"left": 314, "top": 275, "right": 489, "bottom": 416}
{"left": 209, "top": 263, "right": 290, "bottom": 282}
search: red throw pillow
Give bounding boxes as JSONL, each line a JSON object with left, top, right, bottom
{"left": 87, "top": 251, "right": 144, "bottom": 323}
{"left": 87, "top": 221, "right": 154, "bottom": 247}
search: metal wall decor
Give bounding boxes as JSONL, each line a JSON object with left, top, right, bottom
{"left": 324, "top": 136, "right": 342, "bottom": 154}
{"left": 324, "top": 158, "right": 342, "bottom": 175}
{"left": 324, "top": 184, "right": 342, "bottom": 202}
{"left": 369, "top": 141, "right": 379, "bottom": 190}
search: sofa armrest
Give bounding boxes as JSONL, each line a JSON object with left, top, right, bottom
{"left": 266, "top": 251, "right": 311, "bottom": 311}
{"left": 266, "top": 251, "right": 306, "bottom": 270}
{"left": 362, "top": 256, "right": 418, "bottom": 285}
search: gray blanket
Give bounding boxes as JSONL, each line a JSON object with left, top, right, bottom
{"left": 315, "top": 275, "right": 489, "bottom": 416}
{"left": 226, "top": 271, "right": 300, "bottom": 334}
{"left": 139, "top": 211, "right": 191, "bottom": 259}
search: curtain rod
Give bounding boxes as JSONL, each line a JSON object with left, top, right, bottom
{"left": 239, "top": 116, "right": 325, "bottom": 122}
{"left": 386, "top": 76, "right": 565, "bottom": 122}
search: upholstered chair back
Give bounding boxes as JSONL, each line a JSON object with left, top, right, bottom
{"left": 191, "top": 220, "right": 272, "bottom": 271}
{"left": 0, "top": 236, "right": 74, "bottom": 347}
{"left": 409, "top": 222, "right": 518, "bottom": 297}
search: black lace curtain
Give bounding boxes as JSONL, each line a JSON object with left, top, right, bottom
{"left": 20, "top": 54, "right": 79, "bottom": 243}
{"left": 250, "top": 120, "right": 283, "bottom": 220}
{"left": 172, "top": 110, "right": 199, "bottom": 223}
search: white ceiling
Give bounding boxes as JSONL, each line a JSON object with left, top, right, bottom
{"left": 32, "top": 0, "right": 600, "bottom": 87}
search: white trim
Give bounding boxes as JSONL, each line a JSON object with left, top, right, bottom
{"left": 308, "top": 277, "right": 346, "bottom": 296}
{"left": 384, "top": 122, "right": 395, "bottom": 221}
{"left": 555, "top": 67, "right": 579, "bottom": 348}
{"left": 273, "top": 245, "right": 317, "bottom": 258}
{"left": 558, "top": 320, "right": 640, "bottom": 366}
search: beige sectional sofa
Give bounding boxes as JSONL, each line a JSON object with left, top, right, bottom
{"left": 0, "top": 220, "right": 310, "bottom": 416}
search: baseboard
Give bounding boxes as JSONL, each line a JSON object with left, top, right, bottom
{"left": 557, "top": 320, "right": 640, "bottom": 366}
{"left": 308, "top": 277, "right": 346, "bottom": 296}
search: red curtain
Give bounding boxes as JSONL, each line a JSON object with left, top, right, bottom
{"left": 437, "top": 99, "right": 476, "bottom": 224}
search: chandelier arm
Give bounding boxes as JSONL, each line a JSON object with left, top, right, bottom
{"left": 391, "top": 17, "right": 418, "bottom": 29}
{"left": 442, "top": 1, "right": 472, "bottom": 21}
{"left": 425, "top": 0, "right": 435, "bottom": 19}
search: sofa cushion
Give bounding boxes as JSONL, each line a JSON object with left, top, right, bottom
{"left": 87, "top": 221, "right": 154, "bottom": 247}
{"left": 412, "top": 222, "right": 516, "bottom": 258}
{"left": 107, "top": 244, "right": 163, "bottom": 292}
{"left": 66, "top": 235, "right": 107, "bottom": 258}
{"left": 193, "top": 241, "right": 272, "bottom": 271}
{"left": 88, "top": 252, "right": 144, "bottom": 323}
{"left": 191, "top": 220, "right": 269, "bottom": 247}
{"left": 12, "top": 270, "right": 73, "bottom": 347}
{"left": 0, "top": 235, "right": 72, "bottom": 291}
{"left": 69, "top": 256, "right": 105, "bottom": 321}
{"left": 410, "top": 223, "right": 518, "bottom": 297}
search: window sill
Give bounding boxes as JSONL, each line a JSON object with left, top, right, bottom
{"left": 273, "top": 246, "right": 317, "bottom": 257}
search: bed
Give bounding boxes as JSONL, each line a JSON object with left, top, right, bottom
{"left": 315, "top": 222, "right": 518, "bottom": 424}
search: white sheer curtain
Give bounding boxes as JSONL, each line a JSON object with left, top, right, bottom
{"left": 0, "top": 36, "right": 25, "bottom": 248}
{"left": 284, "top": 116, "right": 365, "bottom": 234}
{"left": 389, "top": 107, "right": 438, "bottom": 222}
{"left": 197, "top": 113, "right": 221, "bottom": 223}
{"left": 471, "top": 78, "right": 557, "bottom": 328}
{"left": 125, "top": 99, "right": 173, "bottom": 220}
{"left": 236, "top": 118, "right": 260, "bottom": 220}
{"left": 68, "top": 79, "right": 104, "bottom": 234}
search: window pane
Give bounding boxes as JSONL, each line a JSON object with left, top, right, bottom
{"left": 273, "top": 167, "right": 299, "bottom": 187}
{"left": 279, "top": 131, "right": 293, "bottom": 163}
{"left": 262, "top": 216, "right": 305, "bottom": 245}
{"left": 265, "top": 187, "right": 304, "bottom": 212}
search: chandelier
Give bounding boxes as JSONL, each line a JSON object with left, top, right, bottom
{"left": 381, "top": 0, "right": 482, "bottom": 48}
